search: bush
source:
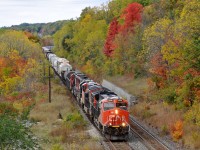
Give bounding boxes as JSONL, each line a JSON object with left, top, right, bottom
{"left": 184, "top": 102, "right": 200, "bottom": 127}
{"left": 0, "top": 102, "right": 18, "bottom": 115}
{"left": 161, "top": 124, "right": 169, "bottom": 135}
{"left": 52, "top": 144, "right": 64, "bottom": 150}
{"left": 0, "top": 114, "right": 38, "bottom": 149}
{"left": 170, "top": 120, "right": 183, "bottom": 141}
{"left": 64, "top": 112, "right": 87, "bottom": 129}
{"left": 153, "top": 84, "right": 177, "bottom": 104}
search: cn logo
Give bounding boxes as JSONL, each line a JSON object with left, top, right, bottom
{"left": 109, "top": 115, "right": 122, "bottom": 122}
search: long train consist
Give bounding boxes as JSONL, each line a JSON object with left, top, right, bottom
{"left": 42, "top": 47, "right": 130, "bottom": 140}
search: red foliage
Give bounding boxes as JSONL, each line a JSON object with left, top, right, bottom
{"left": 103, "top": 18, "right": 120, "bottom": 57}
{"left": 24, "top": 31, "right": 33, "bottom": 39}
{"left": 184, "top": 68, "right": 200, "bottom": 77}
{"left": 150, "top": 52, "right": 168, "bottom": 79}
{"left": 149, "top": 52, "right": 168, "bottom": 89}
{"left": 103, "top": 3, "right": 143, "bottom": 57}
{"left": 120, "top": 3, "right": 143, "bottom": 33}
{"left": 5, "top": 92, "right": 32, "bottom": 101}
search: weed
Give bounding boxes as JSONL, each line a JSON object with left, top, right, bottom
{"left": 160, "top": 124, "right": 169, "bottom": 135}
{"left": 141, "top": 110, "right": 156, "bottom": 119}
{"left": 52, "top": 144, "right": 64, "bottom": 150}
{"left": 64, "top": 112, "right": 87, "bottom": 129}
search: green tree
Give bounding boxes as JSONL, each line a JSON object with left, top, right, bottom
{"left": 0, "top": 115, "right": 37, "bottom": 149}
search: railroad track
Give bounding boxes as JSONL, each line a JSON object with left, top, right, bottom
{"left": 105, "top": 139, "right": 132, "bottom": 150}
{"left": 130, "top": 116, "right": 171, "bottom": 150}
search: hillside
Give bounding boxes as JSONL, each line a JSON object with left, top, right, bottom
{"left": 2, "top": 20, "right": 69, "bottom": 36}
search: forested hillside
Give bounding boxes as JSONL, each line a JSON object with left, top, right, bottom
{"left": 53, "top": 0, "right": 199, "bottom": 107}
{"left": 0, "top": 29, "right": 43, "bottom": 149}
{"left": 3, "top": 20, "right": 68, "bottom": 36}
{"left": 52, "top": 0, "right": 200, "bottom": 148}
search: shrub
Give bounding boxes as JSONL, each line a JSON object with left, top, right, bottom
{"left": 170, "top": 120, "right": 183, "bottom": 141}
{"left": 184, "top": 102, "right": 200, "bottom": 127}
{"left": 161, "top": 124, "right": 169, "bottom": 135}
{"left": 0, "top": 102, "right": 18, "bottom": 115}
{"left": 52, "top": 144, "right": 64, "bottom": 150}
{"left": 141, "top": 109, "right": 156, "bottom": 119}
{"left": 152, "top": 84, "right": 177, "bottom": 104}
{"left": 64, "top": 112, "right": 87, "bottom": 129}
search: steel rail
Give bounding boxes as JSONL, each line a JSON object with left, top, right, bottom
{"left": 130, "top": 116, "right": 171, "bottom": 150}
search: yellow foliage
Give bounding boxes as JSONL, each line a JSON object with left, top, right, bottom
{"left": 13, "top": 101, "right": 23, "bottom": 111}
{"left": 184, "top": 102, "right": 200, "bottom": 127}
{"left": 0, "top": 76, "right": 23, "bottom": 95}
{"left": 81, "top": 14, "right": 92, "bottom": 27}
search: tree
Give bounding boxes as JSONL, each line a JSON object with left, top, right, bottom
{"left": 0, "top": 115, "right": 37, "bottom": 149}
{"left": 103, "top": 18, "right": 119, "bottom": 57}
{"left": 120, "top": 2, "right": 143, "bottom": 33}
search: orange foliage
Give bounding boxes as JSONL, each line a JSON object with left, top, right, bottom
{"left": 149, "top": 52, "right": 168, "bottom": 89}
{"left": 22, "top": 99, "right": 33, "bottom": 107}
{"left": 170, "top": 120, "right": 183, "bottom": 141}
{"left": 5, "top": 92, "right": 32, "bottom": 101}
{"left": 0, "top": 57, "right": 7, "bottom": 78}
{"left": 147, "top": 77, "right": 155, "bottom": 89}
{"left": 39, "top": 98, "right": 46, "bottom": 103}
{"left": 184, "top": 68, "right": 200, "bottom": 77}
{"left": 24, "top": 31, "right": 39, "bottom": 43}
{"left": 150, "top": 52, "right": 167, "bottom": 79}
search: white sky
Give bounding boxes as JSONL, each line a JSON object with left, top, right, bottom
{"left": 0, "top": 0, "right": 108, "bottom": 27}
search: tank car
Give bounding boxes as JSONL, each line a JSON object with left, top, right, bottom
{"left": 42, "top": 47, "right": 51, "bottom": 53}
{"left": 58, "top": 62, "right": 72, "bottom": 77}
{"left": 48, "top": 54, "right": 56, "bottom": 62}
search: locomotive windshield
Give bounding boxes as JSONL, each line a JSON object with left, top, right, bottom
{"left": 116, "top": 103, "right": 127, "bottom": 110}
{"left": 104, "top": 102, "right": 115, "bottom": 111}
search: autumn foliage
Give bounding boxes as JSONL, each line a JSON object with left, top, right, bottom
{"left": 170, "top": 120, "right": 183, "bottom": 141}
{"left": 120, "top": 3, "right": 143, "bottom": 33}
{"left": 103, "top": 18, "right": 119, "bottom": 57}
{"left": 103, "top": 2, "right": 143, "bottom": 57}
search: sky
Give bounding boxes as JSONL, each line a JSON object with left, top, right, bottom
{"left": 0, "top": 0, "right": 108, "bottom": 27}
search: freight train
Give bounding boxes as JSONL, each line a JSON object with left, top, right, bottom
{"left": 42, "top": 46, "right": 130, "bottom": 140}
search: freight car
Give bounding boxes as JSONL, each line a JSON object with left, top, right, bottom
{"left": 42, "top": 47, "right": 130, "bottom": 140}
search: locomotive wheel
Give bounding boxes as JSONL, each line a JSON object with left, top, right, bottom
{"left": 90, "top": 116, "right": 94, "bottom": 122}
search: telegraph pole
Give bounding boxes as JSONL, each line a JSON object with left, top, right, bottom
{"left": 43, "top": 61, "right": 46, "bottom": 77}
{"left": 49, "top": 66, "right": 51, "bottom": 103}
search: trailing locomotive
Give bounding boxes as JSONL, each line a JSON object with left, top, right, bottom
{"left": 42, "top": 46, "right": 130, "bottom": 140}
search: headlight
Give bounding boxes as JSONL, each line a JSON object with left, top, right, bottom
{"left": 109, "top": 123, "right": 112, "bottom": 126}
{"left": 122, "top": 122, "right": 126, "bottom": 127}
{"left": 115, "top": 109, "right": 118, "bottom": 115}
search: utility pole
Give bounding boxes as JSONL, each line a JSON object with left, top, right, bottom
{"left": 43, "top": 61, "right": 46, "bottom": 77}
{"left": 43, "top": 61, "right": 46, "bottom": 84}
{"left": 49, "top": 66, "right": 51, "bottom": 103}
